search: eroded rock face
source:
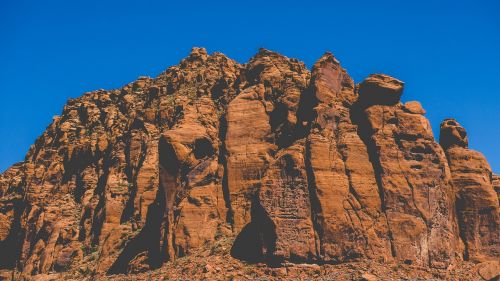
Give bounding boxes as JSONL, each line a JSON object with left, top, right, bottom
{"left": 306, "top": 54, "right": 392, "bottom": 263}
{"left": 440, "top": 118, "right": 468, "bottom": 150}
{"left": 440, "top": 120, "right": 499, "bottom": 262}
{"left": 357, "top": 90, "right": 459, "bottom": 269}
{"left": 0, "top": 47, "right": 498, "bottom": 278}
{"left": 225, "top": 49, "right": 309, "bottom": 233}
{"left": 493, "top": 174, "right": 500, "bottom": 202}
{"left": 258, "top": 141, "right": 317, "bottom": 262}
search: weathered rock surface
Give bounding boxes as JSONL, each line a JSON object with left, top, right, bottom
{"left": 0, "top": 47, "right": 498, "bottom": 279}
{"left": 493, "top": 174, "right": 500, "bottom": 202}
{"left": 440, "top": 119, "right": 500, "bottom": 262}
{"left": 358, "top": 74, "right": 404, "bottom": 106}
{"left": 306, "top": 53, "right": 392, "bottom": 263}
{"left": 353, "top": 74, "right": 464, "bottom": 269}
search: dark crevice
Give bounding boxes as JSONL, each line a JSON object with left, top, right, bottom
{"left": 73, "top": 173, "right": 85, "bottom": 204}
{"left": 159, "top": 138, "right": 180, "bottom": 176}
{"left": 211, "top": 78, "right": 229, "bottom": 100}
{"left": 350, "top": 101, "right": 397, "bottom": 258}
{"left": 123, "top": 136, "right": 134, "bottom": 183}
{"left": 77, "top": 106, "right": 89, "bottom": 124}
{"left": 268, "top": 82, "right": 316, "bottom": 149}
{"left": 109, "top": 136, "right": 181, "bottom": 274}
{"left": 335, "top": 114, "right": 373, "bottom": 255}
{"left": 296, "top": 84, "right": 318, "bottom": 126}
{"left": 120, "top": 190, "right": 136, "bottom": 224}
{"left": 61, "top": 144, "right": 95, "bottom": 203}
{"left": 90, "top": 143, "right": 112, "bottom": 246}
{"left": 121, "top": 135, "right": 148, "bottom": 224}
{"left": 269, "top": 101, "right": 295, "bottom": 149}
{"left": 245, "top": 63, "right": 266, "bottom": 84}
{"left": 158, "top": 136, "right": 181, "bottom": 262}
{"left": 107, "top": 187, "right": 167, "bottom": 274}
{"left": 93, "top": 144, "right": 112, "bottom": 196}
{"left": 0, "top": 199, "right": 26, "bottom": 270}
{"left": 270, "top": 103, "right": 288, "bottom": 131}
{"left": 304, "top": 138, "right": 324, "bottom": 259}
{"left": 159, "top": 210, "right": 172, "bottom": 263}
{"left": 130, "top": 118, "right": 146, "bottom": 131}
{"left": 26, "top": 208, "right": 44, "bottom": 257}
{"left": 78, "top": 206, "right": 91, "bottom": 242}
{"left": 217, "top": 114, "right": 233, "bottom": 225}
{"left": 90, "top": 193, "right": 106, "bottom": 247}
{"left": 193, "top": 138, "right": 214, "bottom": 160}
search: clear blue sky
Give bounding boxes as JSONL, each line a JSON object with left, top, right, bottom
{"left": 1, "top": 0, "right": 499, "bottom": 173}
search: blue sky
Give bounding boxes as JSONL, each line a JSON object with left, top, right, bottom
{"left": 1, "top": 0, "right": 499, "bottom": 172}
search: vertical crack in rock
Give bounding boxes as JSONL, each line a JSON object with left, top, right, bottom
{"left": 157, "top": 136, "right": 179, "bottom": 261}
{"left": 218, "top": 114, "right": 233, "bottom": 225}
{"left": 304, "top": 138, "right": 323, "bottom": 259}
{"left": 351, "top": 104, "right": 397, "bottom": 258}
{"left": 227, "top": 48, "right": 309, "bottom": 234}
{"left": 120, "top": 129, "right": 148, "bottom": 224}
{"left": 0, "top": 196, "right": 26, "bottom": 270}
{"left": 107, "top": 185, "right": 167, "bottom": 274}
{"left": 305, "top": 53, "right": 394, "bottom": 264}
{"left": 90, "top": 143, "right": 112, "bottom": 247}
{"left": 108, "top": 135, "right": 180, "bottom": 274}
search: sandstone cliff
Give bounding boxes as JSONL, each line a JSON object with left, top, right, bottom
{"left": 0, "top": 48, "right": 498, "bottom": 279}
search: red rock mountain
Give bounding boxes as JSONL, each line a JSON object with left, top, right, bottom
{"left": 0, "top": 48, "right": 498, "bottom": 280}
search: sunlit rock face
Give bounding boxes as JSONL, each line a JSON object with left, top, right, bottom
{"left": 440, "top": 119, "right": 499, "bottom": 262}
{"left": 0, "top": 47, "right": 498, "bottom": 277}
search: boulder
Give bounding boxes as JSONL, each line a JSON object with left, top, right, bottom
{"left": 440, "top": 118, "right": 468, "bottom": 150}
{"left": 358, "top": 74, "right": 404, "bottom": 106}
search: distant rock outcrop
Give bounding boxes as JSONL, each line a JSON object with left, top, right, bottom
{"left": 0, "top": 48, "right": 498, "bottom": 279}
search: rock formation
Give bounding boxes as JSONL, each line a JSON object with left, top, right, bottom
{"left": 440, "top": 119, "right": 499, "bottom": 262}
{"left": 0, "top": 48, "right": 498, "bottom": 279}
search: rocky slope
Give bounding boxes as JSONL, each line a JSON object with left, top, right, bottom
{"left": 0, "top": 48, "right": 498, "bottom": 280}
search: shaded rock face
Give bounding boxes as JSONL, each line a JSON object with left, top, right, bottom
{"left": 440, "top": 118, "right": 468, "bottom": 150}
{"left": 357, "top": 74, "right": 404, "bottom": 106}
{"left": 0, "top": 48, "right": 498, "bottom": 277}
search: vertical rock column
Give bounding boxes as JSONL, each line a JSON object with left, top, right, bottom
{"left": 228, "top": 49, "right": 314, "bottom": 262}
{"left": 258, "top": 141, "right": 317, "bottom": 262}
{"left": 440, "top": 119, "right": 500, "bottom": 262}
{"left": 307, "top": 54, "right": 392, "bottom": 263}
{"left": 225, "top": 85, "right": 275, "bottom": 232}
{"left": 226, "top": 49, "right": 309, "bottom": 233}
{"left": 357, "top": 74, "right": 458, "bottom": 268}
